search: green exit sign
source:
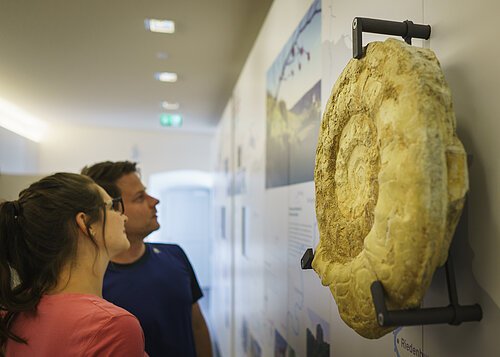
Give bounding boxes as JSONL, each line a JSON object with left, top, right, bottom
{"left": 160, "top": 113, "right": 182, "bottom": 127}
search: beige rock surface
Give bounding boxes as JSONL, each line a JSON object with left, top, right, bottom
{"left": 312, "top": 38, "right": 468, "bottom": 338}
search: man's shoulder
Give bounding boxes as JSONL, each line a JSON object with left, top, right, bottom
{"left": 146, "top": 243, "right": 191, "bottom": 265}
{"left": 147, "top": 242, "right": 184, "bottom": 254}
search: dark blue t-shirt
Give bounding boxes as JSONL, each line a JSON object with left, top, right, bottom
{"left": 103, "top": 243, "right": 203, "bottom": 357}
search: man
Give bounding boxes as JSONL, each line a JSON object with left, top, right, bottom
{"left": 82, "top": 161, "right": 212, "bottom": 357}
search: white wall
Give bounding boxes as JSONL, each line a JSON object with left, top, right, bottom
{"left": 210, "top": 103, "right": 235, "bottom": 357}
{"left": 0, "top": 173, "right": 44, "bottom": 201}
{"left": 0, "top": 126, "right": 39, "bottom": 174}
{"left": 424, "top": 0, "right": 500, "bottom": 312}
{"left": 37, "top": 122, "right": 213, "bottom": 181}
{"left": 211, "top": 0, "right": 500, "bottom": 356}
{"left": 2, "top": 121, "right": 213, "bottom": 182}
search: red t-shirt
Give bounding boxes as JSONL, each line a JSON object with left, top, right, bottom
{"left": 5, "top": 293, "right": 148, "bottom": 356}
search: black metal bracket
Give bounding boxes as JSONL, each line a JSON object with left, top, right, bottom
{"left": 301, "top": 248, "right": 314, "bottom": 269}
{"left": 302, "top": 247, "right": 482, "bottom": 326}
{"left": 371, "top": 252, "right": 482, "bottom": 327}
{"left": 352, "top": 17, "right": 431, "bottom": 59}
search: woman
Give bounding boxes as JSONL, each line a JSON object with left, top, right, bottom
{"left": 0, "top": 173, "right": 147, "bottom": 356}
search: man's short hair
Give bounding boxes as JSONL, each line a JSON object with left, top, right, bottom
{"left": 81, "top": 161, "right": 139, "bottom": 198}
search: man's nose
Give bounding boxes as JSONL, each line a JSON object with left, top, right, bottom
{"left": 147, "top": 194, "right": 160, "bottom": 206}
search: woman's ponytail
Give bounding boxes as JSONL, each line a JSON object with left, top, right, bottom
{"left": 0, "top": 200, "right": 28, "bottom": 351}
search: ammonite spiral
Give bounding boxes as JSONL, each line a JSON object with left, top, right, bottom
{"left": 313, "top": 38, "right": 468, "bottom": 338}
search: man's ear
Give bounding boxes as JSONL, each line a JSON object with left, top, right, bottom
{"left": 75, "top": 212, "right": 91, "bottom": 236}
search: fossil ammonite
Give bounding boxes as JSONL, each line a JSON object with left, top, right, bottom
{"left": 312, "top": 38, "right": 468, "bottom": 338}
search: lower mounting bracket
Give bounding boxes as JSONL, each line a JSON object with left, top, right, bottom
{"left": 301, "top": 245, "right": 483, "bottom": 327}
{"left": 371, "top": 252, "right": 482, "bottom": 327}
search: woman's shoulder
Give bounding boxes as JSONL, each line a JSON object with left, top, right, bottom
{"left": 8, "top": 294, "right": 146, "bottom": 356}
{"left": 84, "top": 299, "right": 146, "bottom": 356}
{"left": 46, "top": 294, "right": 146, "bottom": 355}
{"left": 41, "top": 293, "right": 134, "bottom": 319}
{"left": 86, "top": 294, "right": 136, "bottom": 317}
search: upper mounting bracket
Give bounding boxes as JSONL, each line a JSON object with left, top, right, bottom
{"left": 352, "top": 17, "right": 431, "bottom": 59}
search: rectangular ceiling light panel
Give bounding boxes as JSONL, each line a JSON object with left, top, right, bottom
{"left": 155, "top": 72, "right": 178, "bottom": 82}
{"left": 145, "top": 19, "right": 175, "bottom": 34}
{"left": 161, "top": 101, "right": 180, "bottom": 110}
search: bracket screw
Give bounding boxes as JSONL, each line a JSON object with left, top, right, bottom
{"left": 377, "top": 313, "right": 384, "bottom": 326}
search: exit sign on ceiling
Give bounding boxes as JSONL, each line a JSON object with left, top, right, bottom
{"left": 160, "top": 113, "right": 182, "bottom": 127}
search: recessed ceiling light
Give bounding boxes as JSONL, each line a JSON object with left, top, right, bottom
{"left": 160, "top": 113, "right": 183, "bottom": 127}
{"left": 156, "top": 52, "right": 169, "bottom": 60}
{"left": 155, "top": 72, "right": 177, "bottom": 82}
{"left": 145, "top": 19, "right": 175, "bottom": 34}
{"left": 161, "top": 101, "right": 180, "bottom": 110}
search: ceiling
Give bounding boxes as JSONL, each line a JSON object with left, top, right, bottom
{"left": 0, "top": 0, "right": 274, "bottom": 133}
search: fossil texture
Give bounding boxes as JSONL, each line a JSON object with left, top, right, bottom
{"left": 313, "top": 38, "right": 468, "bottom": 338}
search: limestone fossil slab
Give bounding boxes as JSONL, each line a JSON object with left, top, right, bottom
{"left": 313, "top": 38, "right": 468, "bottom": 338}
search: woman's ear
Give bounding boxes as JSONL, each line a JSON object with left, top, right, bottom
{"left": 75, "top": 212, "right": 91, "bottom": 237}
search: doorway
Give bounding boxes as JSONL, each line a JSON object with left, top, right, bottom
{"left": 147, "top": 170, "right": 213, "bottom": 315}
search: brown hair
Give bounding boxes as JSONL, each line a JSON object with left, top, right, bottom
{"left": 0, "top": 173, "right": 105, "bottom": 351}
{"left": 81, "top": 161, "right": 138, "bottom": 198}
